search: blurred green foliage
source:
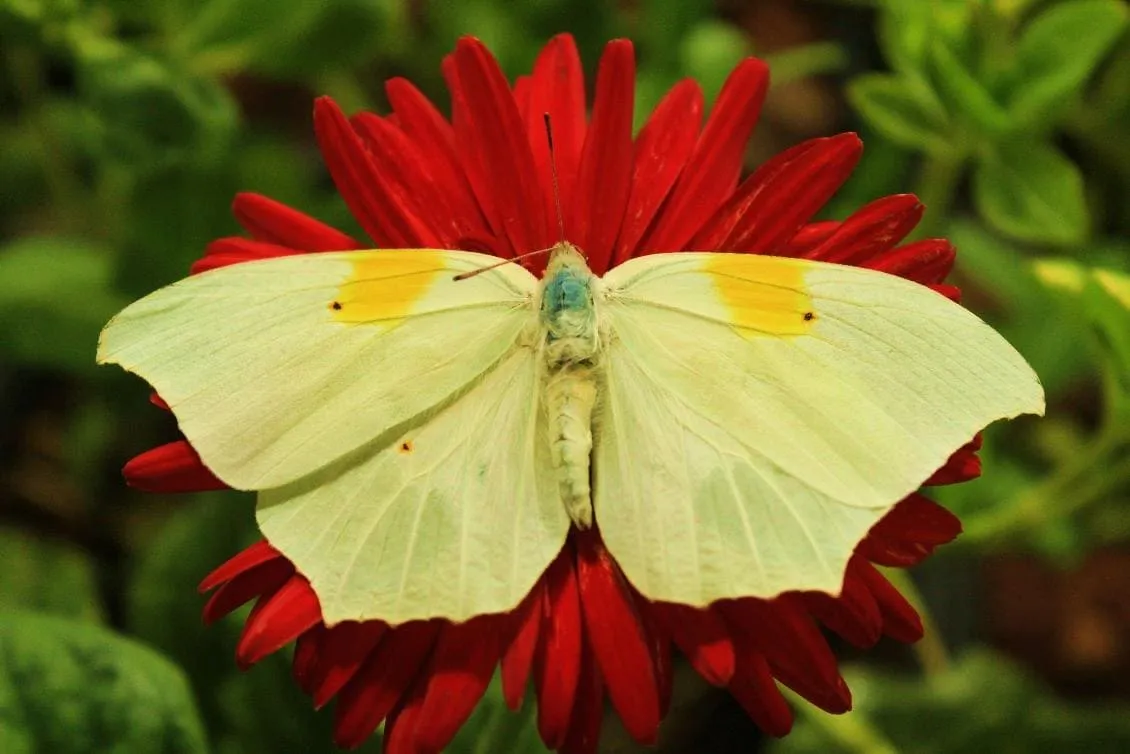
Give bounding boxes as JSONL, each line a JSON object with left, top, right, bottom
{"left": 1, "top": 0, "right": 1129, "bottom": 752}
{"left": 772, "top": 651, "right": 1130, "bottom": 754}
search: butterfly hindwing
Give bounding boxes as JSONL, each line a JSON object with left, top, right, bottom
{"left": 257, "top": 345, "right": 569, "bottom": 625}
{"left": 594, "top": 252, "right": 1044, "bottom": 605}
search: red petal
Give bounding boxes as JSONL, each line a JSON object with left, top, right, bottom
{"left": 382, "top": 668, "right": 429, "bottom": 754}
{"left": 413, "top": 613, "right": 512, "bottom": 751}
{"left": 533, "top": 550, "right": 583, "bottom": 749}
{"left": 801, "top": 194, "right": 924, "bottom": 265}
{"left": 867, "top": 238, "right": 956, "bottom": 284}
{"left": 639, "top": 605, "right": 674, "bottom": 719}
{"left": 199, "top": 540, "right": 282, "bottom": 592}
{"left": 449, "top": 37, "right": 550, "bottom": 256}
{"left": 191, "top": 237, "right": 300, "bottom": 275}
{"left": 526, "top": 33, "right": 587, "bottom": 254}
{"left": 855, "top": 561, "right": 924, "bottom": 643}
{"left": 352, "top": 113, "right": 476, "bottom": 247}
{"left": 333, "top": 620, "right": 442, "bottom": 749}
{"left": 800, "top": 561, "right": 883, "bottom": 649}
{"left": 149, "top": 392, "right": 169, "bottom": 410}
{"left": 560, "top": 635, "right": 603, "bottom": 754}
{"left": 501, "top": 586, "right": 543, "bottom": 710}
{"left": 201, "top": 557, "right": 294, "bottom": 625}
{"left": 513, "top": 74, "right": 532, "bottom": 120}
{"left": 236, "top": 574, "right": 322, "bottom": 668}
{"left": 314, "top": 97, "right": 441, "bottom": 247}
{"left": 612, "top": 79, "right": 704, "bottom": 267}
{"left": 231, "top": 193, "right": 360, "bottom": 251}
{"left": 385, "top": 77, "right": 487, "bottom": 237}
{"left": 443, "top": 54, "right": 500, "bottom": 253}
{"left": 575, "top": 529, "right": 660, "bottom": 745}
{"left": 311, "top": 621, "right": 389, "bottom": 709}
{"left": 641, "top": 58, "right": 770, "bottom": 253}
{"left": 727, "top": 644, "right": 794, "bottom": 737}
{"left": 695, "top": 133, "right": 862, "bottom": 254}
{"left": 925, "top": 435, "right": 983, "bottom": 485}
{"left": 779, "top": 220, "right": 839, "bottom": 257}
{"left": 351, "top": 112, "right": 462, "bottom": 247}
{"left": 932, "top": 283, "right": 962, "bottom": 301}
{"left": 293, "top": 624, "right": 327, "bottom": 695}
{"left": 648, "top": 601, "right": 735, "bottom": 686}
{"left": 858, "top": 493, "right": 962, "bottom": 567}
{"left": 867, "top": 493, "right": 963, "bottom": 546}
{"left": 123, "top": 441, "right": 227, "bottom": 493}
{"left": 691, "top": 138, "right": 821, "bottom": 250}
{"left": 566, "top": 39, "right": 635, "bottom": 274}
{"left": 721, "top": 597, "right": 850, "bottom": 714}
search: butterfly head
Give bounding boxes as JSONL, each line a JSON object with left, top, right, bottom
{"left": 540, "top": 242, "right": 597, "bottom": 344}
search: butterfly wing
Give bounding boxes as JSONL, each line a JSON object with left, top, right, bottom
{"left": 98, "top": 249, "right": 538, "bottom": 489}
{"left": 257, "top": 343, "right": 567, "bottom": 624}
{"left": 99, "top": 249, "right": 569, "bottom": 623}
{"left": 595, "top": 252, "right": 1044, "bottom": 604}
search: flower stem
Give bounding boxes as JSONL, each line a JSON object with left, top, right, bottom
{"left": 910, "top": 152, "right": 965, "bottom": 240}
{"left": 880, "top": 567, "right": 950, "bottom": 677}
{"left": 782, "top": 688, "right": 899, "bottom": 754}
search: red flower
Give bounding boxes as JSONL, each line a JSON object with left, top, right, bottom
{"left": 126, "top": 35, "right": 979, "bottom": 753}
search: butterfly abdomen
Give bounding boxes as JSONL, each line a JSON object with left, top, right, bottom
{"left": 545, "top": 365, "right": 596, "bottom": 528}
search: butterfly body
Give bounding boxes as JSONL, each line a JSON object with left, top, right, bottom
{"left": 538, "top": 242, "right": 601, "bottom": 528}
{"left": 98, "top": 245, "right": 1043, "bottom": 625}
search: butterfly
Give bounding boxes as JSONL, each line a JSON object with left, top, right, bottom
{"left": 97, "top": 242, "right": 1044, "bottom": 626}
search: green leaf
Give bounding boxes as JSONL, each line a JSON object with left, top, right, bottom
{"left": 1085, "top": 270, "right": 1130, "bottom": 423}
{"left": 182, "top": 0, "right": 398, "bottom": 77}
{"left": 0, "top": 529, "right": 104, "bottom": 622}
{"left": 848, "top": 73, "right": 952, "bottom": 153}
{"left": 0, "top": 610, "right": 208, "bottom": 754}
{"left": 73, "top": 35, "right": 237, "bottom": 168}
{"left": 0, "top": 0, "right": 80, "bottom": 44}
{"left": 876, "top": 1, "right": 933, "bottom": 75}
{"left": 972, "top": 140, "right": 1089, "bottom": 245}
{"left": 1034, "top": 260, "right": 1130, "bottom": 425}
{"left": 1008, "top": 0, "right": 1129, "bottom": 128}
{"left": 991, "top": 0, "right": 1047, "bottom": 19}
{"left": 679, "top": 20, "right": 752, "bottom": 104}
{"left": 446, "top": 674, "right": 548, "bottom": 754}
{"left": 929, "top": 38, "right": 1013, "bottom": 135}
{"left": 0, "top": 237, "right": 127, "bottom": 373}
{"left": 950, "top": 221, "right": 1090, "bottom": 392}
{"left": 128, "top": 492, "right": 256, "bottom": 735}
{"left": 116, "top": 161, "right": 240, "bottom": 296}
{"left": 772, "top": 649, "right": 1130, "bottom": 754}
{"left": 638, "top": 0, "right": 713, "bottom": 64}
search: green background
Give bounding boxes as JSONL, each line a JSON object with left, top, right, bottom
{"left": 2, "top": 0, "right": 1130, "bottom": 752}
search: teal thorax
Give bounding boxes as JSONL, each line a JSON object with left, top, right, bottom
{"left": 540, "top": 242, "right": 597, "bottom": 345}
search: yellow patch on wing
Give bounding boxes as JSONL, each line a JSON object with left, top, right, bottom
{"left": 703, "top": 254, "right": 815, "bottom": 337}
{"left": 331, "top": 250, "right": 446, "bottom": 324}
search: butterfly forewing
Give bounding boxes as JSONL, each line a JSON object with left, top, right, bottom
{"left": 98, "top": 249, "right": 537, "bottom": 490}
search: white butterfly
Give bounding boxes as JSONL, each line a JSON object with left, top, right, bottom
{"left": 97, "top": 242, "right": 1044, "bottom": 625}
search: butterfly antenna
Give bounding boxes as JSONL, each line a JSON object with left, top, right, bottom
{"left": 544, "top": 112, "right": 567, "bottom": 242}
{"left": 455, "top": 114, "right": 566, "bottom": 282}
{"left": 453, "top": 247, "right": 555, "bottom": 280}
